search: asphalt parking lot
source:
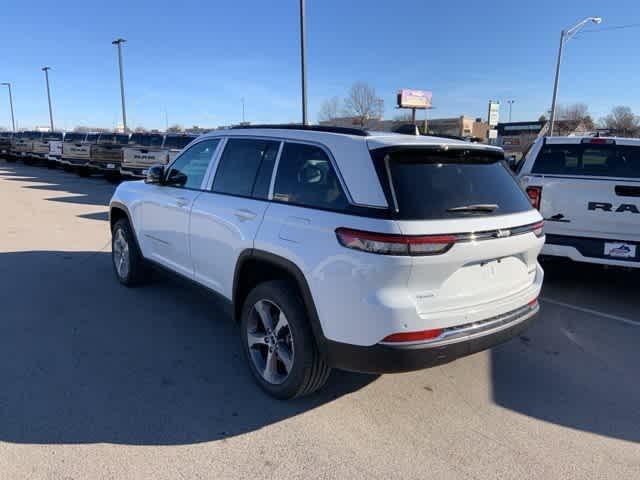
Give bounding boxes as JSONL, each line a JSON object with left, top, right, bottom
{"left": 1, "top": 160, "right": 639, "bottom": 480}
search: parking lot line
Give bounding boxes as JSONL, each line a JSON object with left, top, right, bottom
{"left": 541, "top": 297, "right": 640, "bottom": 327}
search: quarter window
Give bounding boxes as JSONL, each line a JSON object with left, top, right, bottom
{"left": 273, "top": 143, "right": 348, "bottom": 211}
{"left": 165, "top": 139, "right": 220, "bottom": 189}
{"left": 212, "top": 138, "right": 280, "bottom": 198}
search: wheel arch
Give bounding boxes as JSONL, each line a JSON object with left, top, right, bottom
{"left": 233, "top": 249, "right": 328, "bottom": 356}
{"left": 109, "top": 201, "right": 143, "bottom": 254}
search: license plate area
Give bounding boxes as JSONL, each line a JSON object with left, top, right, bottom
{"left": 604, "top": 242, "right": 637, "bottom": 259}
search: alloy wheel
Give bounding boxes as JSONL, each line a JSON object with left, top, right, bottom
{"left": 246, "top": 299, "right": 295, "bottom": 385}
{"left": 112, "top": 228, "right": 130, "bottom": 280}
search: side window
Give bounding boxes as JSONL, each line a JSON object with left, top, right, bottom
{"left": 165, "top": 139, "right": 220, "bottom": 189}
{"left": 273, "top": 143, "right": 348, "bottom": 211}
{"left": 212, "top": 138, "right": 280, "bottom": 198}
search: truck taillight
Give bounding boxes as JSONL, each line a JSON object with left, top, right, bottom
{"left": 526, "top": 186, "right": 542, "bottom": 210}
{"left": 335, "top": 228, "right": 455, "bottom": 256}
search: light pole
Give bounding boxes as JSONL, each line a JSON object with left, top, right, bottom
{"left": 549, "top": 16, "right": 602, "bottom": 136}
{"left": 1, "top": 82, "right": 16, "bottom": 131}
{"left": 42, "top": 67, "right": 54, "bottom": 132}
{"left": 299, "top": 0, "right": 308, "bottom": 125}
{"left": 112, "top": 38, "right": 128, "bottom": 133}
{"left": 507, "top": 100, "right": 515, "bottom": 122}
{"left": 241, "top": 97, "right": 245, "bottom": 123}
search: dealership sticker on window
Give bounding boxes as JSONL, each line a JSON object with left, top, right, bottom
{"left": 604, "top": 242, "right": 636, "bottom": 259}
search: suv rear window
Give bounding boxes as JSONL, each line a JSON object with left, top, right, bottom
{"left": 371, "top": 147, "right": 532, "bottom": 220}
{"left": 532, "top": 143, "right": 640, "bottom": 178}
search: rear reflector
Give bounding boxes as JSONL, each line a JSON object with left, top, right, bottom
{"left": 526, "top": 186, "right": 542, "bottom": 210}
{"left": 528, "top": 298, "right": 539, "bottom": 308}
{"left": 382, "top": 328, "right": 444, "bottom": 343}
{"left": 335, "top": 228, "right": 455, "bottom": 256}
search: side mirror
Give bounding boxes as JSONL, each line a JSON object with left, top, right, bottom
{"left": 145, "top": 164, "right": 164, "bottom": 184}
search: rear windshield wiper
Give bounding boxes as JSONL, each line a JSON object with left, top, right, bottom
{"left": 446, "top": 204, "right": 498, "bottom": 213}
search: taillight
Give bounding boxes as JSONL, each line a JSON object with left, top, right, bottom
{"left": 532, "top": 221, "right": 544, "bottom": 238}
{"left": 335, "top": 228, "right": 455, "bottom": 256}
{"left": 526, "top": 186, "right": 542, "bottom": 210}
{"left": 382, "top": 328, "right": 444, "bottom": 343}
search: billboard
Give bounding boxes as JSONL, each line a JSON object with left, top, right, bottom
{"left": 488, "top": 101, "right": 500, "bottom": 127}
{"left": 397, "top": 89, "right": 432, "bottom": 109}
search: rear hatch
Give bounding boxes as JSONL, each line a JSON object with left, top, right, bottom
{"left": 122, "top": 133, "right": 167, "bottom": 168}
{"left": 369, "top": 145, "right": 543, "bottom": 317}
{"left": 49, "top": 140, "right": 63, "bottom": 157}
{"left": 522, "top": 138, "right": 639, "bottom": 241}
{"left": 63, "top": 133, "right": 97, "bottom": 160}
{"left": 90, "top": 133, "right": 129, "bottom": 167}
{"left": 13, "top": 134, "right": 34, "bottom": 154}
{"left": 34, "top": 132, "right": 63, "bottom": 155}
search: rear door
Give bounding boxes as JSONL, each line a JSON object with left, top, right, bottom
{"left": 189, "top": 137, "right": 280, "bottom": 296}
{"left": 140, "top": 139, "right": 221, "bottom": 277}
{"left": 522, "top": 139, "right": 639, "bottom": 240}
{"left": 371, "top": 146, "right": 543, "bottom": 315}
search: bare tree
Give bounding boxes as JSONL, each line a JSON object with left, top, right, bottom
{"left": 167, "top": 124, "right": 184, "bottom": 133}
{"left": 134, "top": 126, "right": 146, "bottom": 133}
{"left": 393, "top": 111, "right": 413, "bottom": 122}
{"left": 343, "top": 82, "right": 384, "bottom": 127}
{"left": 557, "top": 103, "right": 594, "bottom": 131}
{"left": 318, "top": 97, "right": 341, "bottom": 124}
{"left": 600, "top": 106, "right": 640, "bottom": 136}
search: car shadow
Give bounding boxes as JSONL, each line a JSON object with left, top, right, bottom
{"left": 0, "top": 160, "right": 119, "bottom": 207}
{"left": 491, "top": 261, "right": 640, "bottom": 443}
{"left": 0, "top": 250, "right": 377, "bottom": 446}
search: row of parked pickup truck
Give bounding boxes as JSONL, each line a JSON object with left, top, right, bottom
{"left": 0, "top": 130, "right": 196, "bottom": 181}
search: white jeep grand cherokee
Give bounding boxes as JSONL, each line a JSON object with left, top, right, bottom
{"left": 109, "top": 125, "right": 544, "bottom": 399}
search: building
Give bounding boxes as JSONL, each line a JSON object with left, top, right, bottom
{"left": 496, "top": 121, "right": 545, "bottom": 158}
{"left": 320, "top": 115, "right": 489, "bottom": 141}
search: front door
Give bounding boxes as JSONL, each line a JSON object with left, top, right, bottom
{"left": 141, "top": 139, "right": 221, "bottom": 278}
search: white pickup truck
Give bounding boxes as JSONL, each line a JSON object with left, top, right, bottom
{"left": 517, "top": 136, "right": 639, "bottom": 268}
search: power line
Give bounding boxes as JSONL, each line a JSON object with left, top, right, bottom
{"left": 577, "top": 23, "right": 640, "bottom": 34}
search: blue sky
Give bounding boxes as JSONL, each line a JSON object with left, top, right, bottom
{"left": 0, "top": 1, "right": 638, "bottom": 131}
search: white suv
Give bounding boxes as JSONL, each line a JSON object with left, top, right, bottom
{"left": 109, "top": 126, "right": 544, "bottom": 398}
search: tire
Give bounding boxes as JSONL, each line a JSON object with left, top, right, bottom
{"left": 240, "top": 280, "right": 331, "bottom": 399}
{"left": 111, "top": 218, "right": 149, "bottom": 286}
{"left": 77, "top": 166, "right": 90, "bottom": 177}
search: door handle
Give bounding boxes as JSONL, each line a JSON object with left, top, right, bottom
{"left": 175, "top": 197, "right": 190, "bottom": 207}
{"left": 233, "top": 208, "right": 257, "bottom": 221}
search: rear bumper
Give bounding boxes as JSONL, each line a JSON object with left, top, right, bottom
{"left": 61, "top": 157, "right": 90, "bottom": 167}
{"left": 120, "top": 166, "right": 147, "bottom": 178}
{"left": 326, "top": 302, "right": 538, "bottom": 373}
{"left": 89, "top": 161, "right": 121, "bottom": 173}
{"left": 544, "top": 234, "right": 639, "bottom": 268}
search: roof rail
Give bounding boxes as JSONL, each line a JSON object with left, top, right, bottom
{"left": 230, "top": 124, "right": 370, "bottom": 137}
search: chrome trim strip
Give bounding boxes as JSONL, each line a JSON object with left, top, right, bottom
{"left": 268, "top": 141, "right": 285, "bottom": 200}
{"left": 380, "top": 302, "right": 538, "bottom": 347}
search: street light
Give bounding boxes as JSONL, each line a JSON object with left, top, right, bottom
{"left": 548, "top": 16, "right": 602, "bottom": 136}
{"left": 42, "top": 67, "right": 54, "bottom": 132}
{"left": 1, "top": 82, "right": 16, "bottom": 131}
{"left": 507, "top": 99, "right": 515, "bottom": 122}
{"left": 112, "top": 38, "right": 128, "bottom": 133}
{"left": 299, "top": 0, "right": 308, "bottom": 125}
